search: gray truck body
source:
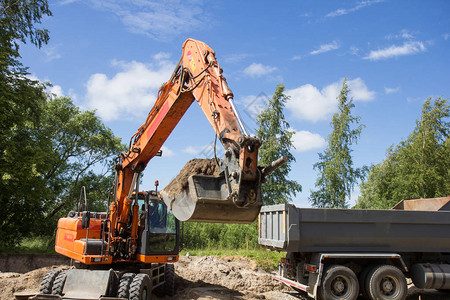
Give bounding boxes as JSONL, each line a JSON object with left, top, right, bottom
{"left": 259, "top": 204, "right": 450, "bottom": 253}
{"left": 259, "top": 203, "right": 450, "bottom": 300}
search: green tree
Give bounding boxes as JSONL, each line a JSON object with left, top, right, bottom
{"left": 0, "top": 97, "right": 123, "bottom": 245}
{"left": 0, "top": 0, "right": 52, "bottom": 246}
{"left": 357, "top": 97, "right": 450, "bottom": 209}
{"left": 0, "top": 0, "right": 52, "bottom": 136}
{"left": 310, "top": 78, "right": 366, "bottom": 208}
{"left": 256, "top": 84, "right": 301, "bottom": 205}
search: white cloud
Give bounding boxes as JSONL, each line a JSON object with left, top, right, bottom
{"left": 286, "top": 78, "right": 374, "bottom": 122}
{"left": 385, "top": 87, "right": 400, "bottom": 94}
{"left": 85, "top": 54, "right": 175, "bottom": 121}
{"left": 291, "top": 130, "right": 326, "bottom": 152}
{"left": 160, "top": 146, "right": 174, "bottom": 157}
{"left": 364, "top": 41, "right": 426, "bottom": 60}
{"left": 183, "top": 146, "right": 200, "bottom": 155}
{"left": 49, "top": 85, "right": 64, "bottom": 98}
{"left": 386, "top": 29, "right": 415, "bottom": 40}
{"left": 444, "top": 33, "right": 450, "bottom": 41}
{"left": 43, "top": 44, "right": 62, "bottom": 61}
{"left": 243, "top": 63, "right": 277, "bottom": 78}
{"left": 325, "top": 0, "right": 384, "bottom": 18}
{"left": 349, "top": 77, "right": 375, "bottom": 101}
{"left": 310, "top": 41, "right": 340, "bottom": 55}
{"left": 349, "top": 46, "right": 360, "bottom": 56}
{"left": 86, "top": 0, "right": 209, "bottom": 40}
{"left": 292, "top": 55, "right": 302, "bottom": 61}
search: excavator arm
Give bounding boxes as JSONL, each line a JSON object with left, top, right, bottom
{"left": 108, "top": 39, "right": 274, "bottom": 256}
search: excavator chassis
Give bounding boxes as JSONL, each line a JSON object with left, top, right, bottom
{"left": 16, "top": 263, "right": 175, "bottom": 300}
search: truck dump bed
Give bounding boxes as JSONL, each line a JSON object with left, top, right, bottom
{"left": 259, "top": 204, "right": 450, "bottom": 253}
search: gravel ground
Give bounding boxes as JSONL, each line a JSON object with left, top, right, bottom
{"left": 0, "top": 255, "right": 448, "bottom": 299}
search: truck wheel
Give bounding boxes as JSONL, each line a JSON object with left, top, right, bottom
{"left": 359, "top": 265, "right": 373, "bottom": 299}
{"left": 129, "top": 273, "right": 152, "bottom": 300}
{"left": 366, "top": 265, "right": 407, "bottom": 300}
{"left": 51, "top": 270, "right": 67, "bottom": 295}
{"left": 163, "top": 264, "right": 175, "bottom": 296}
{"left": 117, "top": 272, "right": 136, "bottom": 299}
{"left": 319, "top": 265, "right": 359, "bottom": 300}
{"left": 40, "top": 269, "right": 62, "bottom": 294}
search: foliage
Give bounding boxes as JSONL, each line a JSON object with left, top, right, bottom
{"left": 1, "top": 0, "right": 51, "bottom": 48}
{"left": 0, "top": 0, "right": 51, "bottom": 133}
{"left": 182, "top": 222, "right": 259, "bottom": 250}
{"left": 0, "top": 97, "right": 123, "bottom": 246}
{"left": 0, "top": 236, "right": 56, "bottom": 254}
{"left": 310, "top": 78, "right": 366, "bottom": 208}
{"left": 256, "top": 84, "right": 302, "bottom": 204}
{"left": 0, "top": 0, "right": 53, "bottom": 246}
{"left": 356, "top": 97, "right": 450, "bottom": 209}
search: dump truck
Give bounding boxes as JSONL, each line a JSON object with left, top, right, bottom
{"left": 258, "top": 196, "right": 450, "bottom": 300}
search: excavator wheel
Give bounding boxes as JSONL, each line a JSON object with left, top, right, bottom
{"left": 163, "top": 264, "right": 175, "bottom": 296}
{"left": 51, "top": 270, "right": 68, "bottom": 295}
{"left": 129, "top": 273, "right": 152, "bottom": 300}
{"left": 40, "top": 269, "right": 62, "bottom": 294}
{"left": 117, "top": 272, "right": 136, "bottom": 299}
{"left": 154, "top": 264, "right": 175, "bottom": 297}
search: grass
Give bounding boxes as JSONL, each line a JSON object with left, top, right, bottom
{"left": 0, "top": 236, "right": 56, "bottom": 254}
{"left": 180, "top": 248, "right": 285, "bottom": 271}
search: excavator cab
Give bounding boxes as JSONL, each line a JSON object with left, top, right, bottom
{"left": 136, "top": 191, "right": 180, "bottom": 257}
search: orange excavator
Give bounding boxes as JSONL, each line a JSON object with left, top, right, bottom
{"left": 31, "top": 39, "right": 285, "bottom": 300}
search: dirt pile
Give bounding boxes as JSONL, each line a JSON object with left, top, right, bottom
{"left": 162, "top": 158, "right": 220, "bottom": 197}
{"left": 0, "top": 266, "right": 69, "bottom": 300}
{"left": 174, "top": 256, "right": 292, "bottom": 299}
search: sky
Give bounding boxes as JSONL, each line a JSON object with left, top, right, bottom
{"left": 20, "top": 0, "right": 450, "bottom": 208}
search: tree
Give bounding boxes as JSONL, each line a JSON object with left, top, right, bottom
{"left": 0, "top": 96, "right": 124, "bottom": 245}
{"left": 0, "top": 0, "right": 52, "bottom": 246}
{"left": 309, "top": 78, "right": 366, "bottom": 208}
{"left": 0, "top": 0, "right": 52, "bottom": 137}
{"left": 256, "top": 84, "right": 302, "bottom": 205}
{"left": 356, "top": 97, "right": 450, "bottom": 209}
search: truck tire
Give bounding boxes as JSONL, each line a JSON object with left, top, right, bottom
{"left": 51, "top": 270, "right": 67, "bottom": 295}
{"left": 366, "top": 265, "right": 407, "bottom": 300}
{"left": 117, "top": 272, "right": 136, "bottom": 299}
{"left": 359, "top": 265, "right": 374, "bottom": 300}
{"left": 39, "top": 269, "right": 62, "bottom": 294}
{"left": 319, "top": 265, "right": 359, "bottom": 300}
{"left": 129, "top": 273, "right": 152, "bottom": 300}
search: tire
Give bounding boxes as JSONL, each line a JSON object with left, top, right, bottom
{"left": 51, "top": 270, "right": 67, "bottom": 295}
{"left": 129, "top": 273, "right": 152, "bottom": 300}
{"left": 163, "top": 264, "right": 175, "bottom": 296}
{"left": 40, "top": 269, "right": 62, "bottom": 294}
{"left": 366, "top": 265, "right": 407, "bottom": 300}
{"left": 359, "top": 265, "right": 373, "bottom": 299}
{"left": 117, "top": 272, "right": 136, "bottom": 299}
{"left": 319, "top": 265, "right": 359, "bottom": 300}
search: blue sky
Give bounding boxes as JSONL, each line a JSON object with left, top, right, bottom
{"left": 21, "top": 0, "right": 450, "bottom": 207}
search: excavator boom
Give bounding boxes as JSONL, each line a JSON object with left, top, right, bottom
{"left": 109, "top": 39, "right": 265, "bottom": 250}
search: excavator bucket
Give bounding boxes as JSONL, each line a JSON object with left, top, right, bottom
{"left": 160, "top": 158, "right": 262, "bottom": 224}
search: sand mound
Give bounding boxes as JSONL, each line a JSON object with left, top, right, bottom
{"left": 162, "top": 158, "right": 220, "bottom": 197}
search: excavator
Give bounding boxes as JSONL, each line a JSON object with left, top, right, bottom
{"left": 28, "top": 39, "right": 286, "bottom": 300}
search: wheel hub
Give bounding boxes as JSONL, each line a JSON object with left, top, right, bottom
{"left": 331, "top": 276, "right": 347, "bottom": 295}
{"left": 382, "top": 279, "right": 394, "bottom": 293}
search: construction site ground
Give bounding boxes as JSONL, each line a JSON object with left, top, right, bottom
{"left": 0, "top": 254, "right": 448, "bottom": 300}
